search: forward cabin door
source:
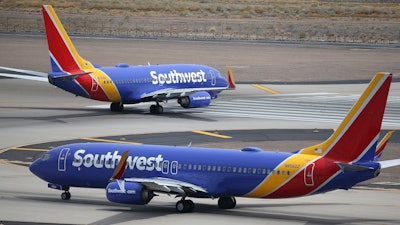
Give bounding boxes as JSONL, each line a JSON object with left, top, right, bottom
{"left": 58, "top": 148, "right": 70, "bottom": 172}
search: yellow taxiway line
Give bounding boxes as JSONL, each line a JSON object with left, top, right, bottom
{"left": 81, "top": 137, "right": 142, "bottom": 144}
{"left": 192, "top": 130, "right": 232, "bottom": 139}
{"left": 11, "top": 147, "right": 48, "bottom": 152}
{"left": 251, "top": 84, "right": 280, "bottom": 94}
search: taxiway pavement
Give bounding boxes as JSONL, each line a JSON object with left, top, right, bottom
{"left": 1, "top": 35, "right": 400, "bottom": 225}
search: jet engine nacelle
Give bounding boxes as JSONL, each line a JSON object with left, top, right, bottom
{"left": 178, "top": 91, "right": 211, "bottom": 108}
{"left": 106, "top": 181, "right": 153, "bottom": 205}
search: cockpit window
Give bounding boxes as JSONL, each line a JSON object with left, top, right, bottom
{"left": 41, "top": 153, "right": 51, "bottom": 161}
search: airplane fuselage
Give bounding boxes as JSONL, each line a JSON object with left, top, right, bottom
{"left": 30, "top": 143, "right": 380, "bottom": 199}
{"left": 48, "top": 64, "right": 227, "bottom": 104}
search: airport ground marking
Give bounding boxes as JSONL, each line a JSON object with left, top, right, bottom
{"left": 11, "top": 147, "right": 49, "bottom": 152}
{"left": 81, "top": 137, "right": 142, "bottom": 144}
{"left": 192, "top": 130, "right": 232, "bottom": 139}
{"left": 251, "top": 84, "right": 280, "bottom": 94}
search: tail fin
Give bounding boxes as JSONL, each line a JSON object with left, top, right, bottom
{"left": 42, "top": 5, "right": 94, "bottom": 74}
{"left": 299, "top": 73, "right": 392, "bottom": 163}
{"left": 228, "top": 67, "right": 236, "bottom": 89}
{"left": 374, "top": 131, "right": 394, "bottom": 160}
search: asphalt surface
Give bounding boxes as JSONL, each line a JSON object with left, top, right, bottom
{"left": 1, "top": 34, "right": 400, "bottom": 225}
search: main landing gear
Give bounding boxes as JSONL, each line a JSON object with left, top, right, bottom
{"left": 175, "top": 196, "right": 236, "bottom": 213}
{"left": 110, "top": 102, "right": 164, "bottom": 114}
{"left": 149, "top": 102, "right": 163, "bottom": 114}
{"left": 175, "top": 197, "right": 195, "bottom": 213}
{"left": 61, "top": 186, "right": 71, "bottom": 200}
{"left": 110, "top": 102, "right": 124, "bottom": 112}
{"left": 218, "top": 196, "right": 236, "bottom": 209}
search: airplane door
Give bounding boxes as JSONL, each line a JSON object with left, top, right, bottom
{"left": 209, "top": 70, "right": 216, "bottom": 86}
{"left": 91, "top": 77, "right": 99, "bottom": 92}
{"left": 162, "top": 160, "right": 170, "bottom": 174}
{"left": 170, "top": 161, "right": 178, "bottom": 174}
{"left": 58, "top": 148, "right": 70, "bottom": 172}
{"left": 304, "top": 163, "right": 315, "bottom": 186}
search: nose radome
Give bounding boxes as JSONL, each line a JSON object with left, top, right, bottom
{"left": 29, "top": 159, "right": 41, "bottom": 177}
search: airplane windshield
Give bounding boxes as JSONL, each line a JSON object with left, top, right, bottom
{"left": 40, "top": 153, "right": 50, "bottom": 161}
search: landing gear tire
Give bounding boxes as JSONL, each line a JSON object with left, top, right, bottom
{"left": 218, "top": 196, "right": 236, "bottom": 209}
{"left": 150, "top": 104, "right": 163, "bottom": 114}
{"left": 61, "top": 191, "right": 71, "bottom": 200}
{"left": 176, "top": 200, "right": 194, "bottom": 213}
{"left": 110, "top": 102, "right": 124, "bottom": 112}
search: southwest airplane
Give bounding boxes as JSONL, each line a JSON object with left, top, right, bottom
{"left": 0, "top": 5, "right": 235, "bottom": 114}
{"left": 30, "top": 72, "right": 400, "bottom": 213}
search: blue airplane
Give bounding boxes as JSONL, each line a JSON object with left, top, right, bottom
{"left": 30, "top": 72, "right": 400, "bottom": 212}
{"left": 0, "top": 5, "right": 235, "bottom": 114}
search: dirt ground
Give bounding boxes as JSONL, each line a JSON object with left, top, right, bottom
{"left": 1, "top": 34, "right": 399, "bottom": 83}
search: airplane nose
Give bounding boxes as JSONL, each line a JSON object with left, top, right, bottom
{"left": 29, "top": 153, "right": 51, "bottom": 180}
{"left": 29, "top": 159, "right": 42, "bottom": 177}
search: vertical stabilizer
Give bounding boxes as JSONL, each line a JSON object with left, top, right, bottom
{"left": 299, "top": 73, "right": 392, "bottom": 163}
{"left": 42, "top": 5, "right": 94, "bottom": 73}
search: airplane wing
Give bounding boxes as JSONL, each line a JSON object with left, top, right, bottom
{"left": 0, "top": 66, "right": 48, "bottom": 82}
{"left": 140, "top": 87, "right": 228, "bottom": 99}
{"left": 124, "top": 177, "right": 208, "bottom": 195}
{"left": 379, "top": 159, "right": 400, "bottom": 169}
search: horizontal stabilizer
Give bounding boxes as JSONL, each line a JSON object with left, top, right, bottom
{"left": 52, "top": 71, "right": 92, "bottom": 80}
{"left": 0, "top": 66, "right": 48, "bottom": 77}
{"left": 336, "top": 162, "right": 373, "bottom": 172}
{"left": 380, "top": 159, "right": 400, "bottom": 169}
{"left": 0, "top": 66, "right": 48, "bottom": 82}
{"left": 0, "top": 73, "right": 48, "bottom": 82}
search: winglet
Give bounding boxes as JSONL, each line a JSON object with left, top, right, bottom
{"left": 228, "top": 67, "right": 236, "bottom": 89}
{"left": 374, "top": 131, "right": 395, "bottom": 160}
{"left": 110, "top": 150, "right": 129, "bottom": 181}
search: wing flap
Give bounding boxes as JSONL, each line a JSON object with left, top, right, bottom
{"left": 125, "top": 177, "right": 207, "bottom": 194}
{"left": 140, "top": 87, "right": 226, "bottom": 100}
